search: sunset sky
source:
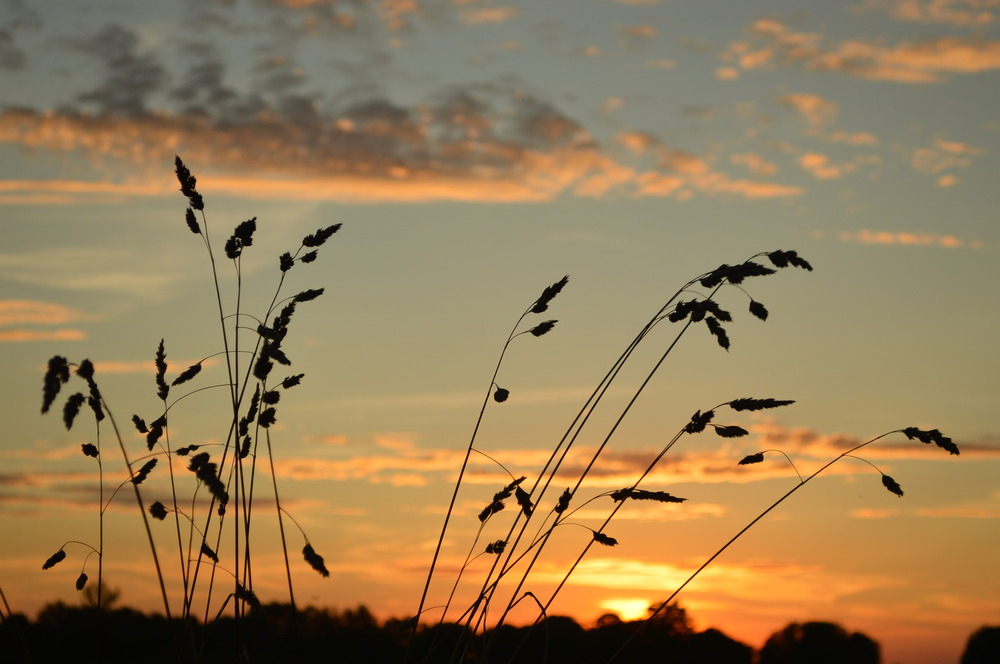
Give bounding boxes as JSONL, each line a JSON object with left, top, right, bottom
{"left": 1, "top": 0, "right": 999, "bottom": 662}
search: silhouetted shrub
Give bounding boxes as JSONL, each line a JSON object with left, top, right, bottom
{"left": 961, "top": 625, "right": 1000, "bottom": 664}
{"left": 758, "top": 621, "right": 880, "bottom": 664}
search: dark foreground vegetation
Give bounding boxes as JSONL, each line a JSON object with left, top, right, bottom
{"left": 2, "top": 599, "right": 996, "bottom": 664}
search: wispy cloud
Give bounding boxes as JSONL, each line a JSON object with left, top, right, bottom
{"left": 778, "top": 93, "right": 838, "bottom": 127}
{"left": 726, "top": 17, "right": 1000, "bottom": 83}
{"left": 915, "top": 506, "right": 1000, "bottom": 518}
{"left": 0, "top": 300, "right": 93, "bottom": 327}
{"left": 0, "top": 246, "right": 192, "bottom": 296}
{"left": 0, "top": 329, "right": 86, "bottom": 342}
{"left": 826, "top": 130, "right": 880, "bottom": 146}
{"left": 0, "top": 179, "right": 166, "bottom": 206}
{"left": 459, "top": 6, "right": 519, "bottom": 25}
{"left": 0, "top": 17, "right": 805, "bottom": 205}
{"left": 877, "top": 0, "right": 999, "bottom": 28}
{"left": 0, "top": 300, "right": 93, "bottom": 343}
{"left": 838, "top": 229, "right": 984, "bottom": 248}
{"left": 730, "top": 153, "right": 778, "bottom": 176}
{"left": 909, "top": 138, "right": 986, "bottom": 175}
{"left": 268, "top": 421, "right": 991, "bottom": 490}
{"left": 797, "top": 151, "right": 854, "bottom": 179}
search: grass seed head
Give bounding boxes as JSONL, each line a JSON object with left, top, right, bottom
{"left": 685, "top": 410, "right": 715, "bottom": 434}
{"left": 767, "top": 249, "right": 813, "bottom": 271}
{"left": 154, "top": 340, "right": 169, "bottom": 400}
{"left": 554, "top": 488, "right": 572, "bottom": 514}
{"left": 281, "top": 374, "right": 304, "bottom": 389}
{"left": 749, "top": 300, "right": 769, "bottom": 321}
{"left": 486, "top": 540, "right": 507, "bottom": 555}
{"left": 131, "top": 459, "right": 157, "bottom": 485}
{"left": 714, "top": 425, "right": 749, "bottom": 438}
{"left": 86, "top": 394, "right": 104, "bottom": 423}
{"left": 729, "top": 398, "right": 795, "bottom": 412}
{"left": 515, "top": 486, "right": 534, "bottom": 517}
{"left": 235, "top": 582, "right": 261, "bottom": 609}
{"left": 478, "top": 500, "right": 505, "bottom": 523}
{"left": 301, "top": 224, "right": 341, "bottom": 248}
{"left": 903, "top": 427, "right": 959, "bottom": 455}
{"left": 258, "top": 407, "right": 277, "bottom": 428}
{"left": 882, "top": 474, "right": 904, "bottom": 497}
{"left": 42, "top": 356, "right": 70, "bottom": 414}
{"left": 62, "top": 393, "right": 86, "bottom": 430}
{"left": 185, "top": 208, "right": 201, "bottom": 234}
{"left": 593, "top": 532, "right": 618, "bottom": 547}
{"left": 303, "top": 543, "right": 330, "bottom": 577}
{"left": 531, "top": 275, "right": 569, "bottom": 314}
{"left": 174, "top": 156, "right": 204, "bottom": 211}
{"left": 171, "top": 362, "right": 202, "bottom": 387}
{"left": 42, "top": 549, "right": 66, "bottom": 570}
{"left": 529, "top": 320, "right": 557, "bottom": 337}
{"left": 612, "top": 489, "right": 686, "bottom": 503}
{"left": 149, "top": 501, "right": 168, "bottom": 520}
{"left": 200, "top": 542, "right": 219, "bottom": 563}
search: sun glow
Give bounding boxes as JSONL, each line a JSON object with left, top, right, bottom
{"left": 599, "top": 598, "right": 652, "bottom": 622}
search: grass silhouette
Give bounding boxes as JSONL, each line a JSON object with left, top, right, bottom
{"left": 36, "top": 157, "right": 338, "bottom": 657}
{"left": 18, "top": 158, "right": 961, "bottom": 663}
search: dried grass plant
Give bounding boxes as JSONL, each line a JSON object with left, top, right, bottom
{"left": 38, "top": 157, "right": 336, "bottom": 657}
{"left": 405, "top": 250, "right": 959, "bottom": 664}
{"left": 26, "top": 160, "right": 960, "bottom": 663}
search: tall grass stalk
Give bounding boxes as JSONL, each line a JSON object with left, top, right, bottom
{"left": 38, "top": 158, "right": 337, "bottom": 657}
{"left": 410, "top": 250, "right": 956, "bottom": 664}
{"left": 603, "top": 427, "right": 958, "bottom": 663}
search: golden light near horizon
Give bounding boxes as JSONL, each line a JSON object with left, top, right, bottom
{"left": 599, "top": 598, "right": 653, "bottom": 622}
{"left": 1, "top": 1, "right": 999, "bottom": 663}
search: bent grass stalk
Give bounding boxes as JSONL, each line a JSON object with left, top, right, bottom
{"left": 605, "top": 426, "right": 958, "bottom": 663}
{"left": 408, "top": 278, "right": 567, "bottom": 658}
{"left": 414, "top": 251, "right": 957, "bottom": 664}
{"left": 456, "top": 256, "right": 804, "bottom": 661}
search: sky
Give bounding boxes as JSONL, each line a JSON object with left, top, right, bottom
{"left": 1, "top": 0, "right": 999, "bottom": 662}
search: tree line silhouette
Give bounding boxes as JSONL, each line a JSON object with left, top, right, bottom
{"left": 0, "top": 595, "right": 997, "bottom": 663}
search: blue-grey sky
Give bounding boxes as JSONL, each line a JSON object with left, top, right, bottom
{"left": 1, "top": 1, "right": 998, "bottom": 662}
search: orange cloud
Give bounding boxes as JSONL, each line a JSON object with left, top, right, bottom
{"left": 715, "top": 66, "right": 741, "bottom": 80}
{"left": 778, "top": 93, "right": 838, "bottom": 127}
{"left": 265, "top": 419, "right": 983, "bottom": 493}
{"left": 91, "top": 357, "right": 219, "bottom": 374}
{"left": 379, "top": 0, "right": 420, "bottom": 31}
{"left": 459, "top": 7, "right": 518, "bottom": 25}
{"left": 0, "top": 329, "right": 86, "bottom": 342}
{"left": 0, "top": 103, "right": 805, "bottom": 203}
{"left": 826, "top": 130, "right": 880, "bottom": 146}
{"left": 915, "top": 506, "right": 1000, "bottom": 518}
{"left": 730, "top": 153, "right": 778, "bottom": 176}
{"left": 621, "top": 25, "right": 658, "bottom": 40}
{"left": 887, "top": 0, "right": 999, "bottom": 27}
{"left": 908, "top": 139, "right": 984, "bottom": 181}
{"left": 0, "top": 300, "right": 93, "bottom": 343}
{"left": 797, "top": 151, "right": 853, "bottom": 179}
{"left": 730, "top": 18, "right": 1000, "bottom": 83}
{"left": 0, "top": 300, "right": 91, "bottom": 326}
{"left": 838, "top": 229, "right": 980, "bottom": 248}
